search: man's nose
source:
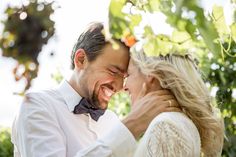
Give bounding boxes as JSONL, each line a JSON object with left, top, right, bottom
{"left": 113, "top": 76, "right": 124, "bottom": 91}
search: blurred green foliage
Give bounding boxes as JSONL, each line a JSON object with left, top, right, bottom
{"left": 0, "top": 0, "right": 55, "bottom": 93}
{"left": 205, "top": 53, "right": 236, "bottom": 156}
{"left": 108, "top": 92, "right": 131, "bottom": 118}
{"left": 0, "top": 128, "right": 13, "bottom": 157}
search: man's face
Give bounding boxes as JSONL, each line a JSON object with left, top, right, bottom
{"left": 80, "top": 43, "right": 129, "bottom": 110}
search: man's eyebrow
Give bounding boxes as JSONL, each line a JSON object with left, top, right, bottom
{"left": 110, "top": 65, "right": 126, "bottom": 74}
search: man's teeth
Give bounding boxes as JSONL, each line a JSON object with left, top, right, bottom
{"left": 104, "top": 89, "right": 113, "bottom": 97}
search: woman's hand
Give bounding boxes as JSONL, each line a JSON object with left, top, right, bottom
{"left": 123, "top": 83, "right": 180, "bottom": 139}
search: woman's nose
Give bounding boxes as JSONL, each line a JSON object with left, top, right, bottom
{"left": 123, "top": 80, "right": 129, "bottom": 92}
{"left": 123, "top": 77, "right": 128, "bottom": 87}
{"left": 123, "top": 86, "right": 129, "bottom": 92}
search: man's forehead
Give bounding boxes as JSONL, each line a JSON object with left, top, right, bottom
{"left": 100, "top": 43, "right": 129, "bottom": 72}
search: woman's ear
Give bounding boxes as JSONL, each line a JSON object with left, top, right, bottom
{"left": 145, "top": 75, "right": 162, "bottom": 91}
{"left": 146, "top": 75, "right": 155, "bottom": 84}
{"left": 74, "top": 49, "right": 87, "bottom": 69}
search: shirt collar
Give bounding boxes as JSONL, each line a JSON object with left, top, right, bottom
{"left": 57, "top": 80, "right": 82, "bottom": 112}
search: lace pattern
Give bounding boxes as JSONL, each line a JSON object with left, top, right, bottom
{"left": 134, "top": 112, "right": 201, "bottom": 157}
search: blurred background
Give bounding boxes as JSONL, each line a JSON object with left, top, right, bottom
{"left": 0, "top": 0, "right": 235, "bottom": 156}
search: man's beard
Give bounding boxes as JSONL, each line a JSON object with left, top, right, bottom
{"left": 80, "top": 69, "right": 105, "bottom": 109}
{"left": 81, "top": 79, "right": 101, "bottom": 109}
{"left": 89, "top": 91, "right": 100, "bottom": 109}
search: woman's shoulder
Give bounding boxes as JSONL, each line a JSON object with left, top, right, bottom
{"left": 136, "top": 112, "right": 201, "bottom": 157}
{"left": 147, "top": 112, "right": 189, "bottom": 133}
{"left": 146, "top": 112, "right": 201, "bottom": 146}
{"left": 147, "top": 112, "right": 200, "bottom": 148}
{"left": 151, "top": 112, "right": 187, "bottom": 123}
{"left": 149, "top": 112, "right": 196, "bottom": 130}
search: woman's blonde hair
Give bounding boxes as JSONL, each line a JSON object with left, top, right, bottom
{"left": 130, "top": 46, "right": 224, "bottom": 157}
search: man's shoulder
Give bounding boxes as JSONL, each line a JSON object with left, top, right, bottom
{"left": 103, "top": 109, "right": 118, "bottom": 117}
{"left": 21, "top": 88, "right": 61, "bottom": 110}
{"left": 25, "top": 86, "right": 61, "bottom": 100}
{"left": 100, "top": 109, "right": 120, "bottom": 122}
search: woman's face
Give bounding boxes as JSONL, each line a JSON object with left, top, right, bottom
{"left": 124, "top": 59, "right": 163, "bottom": 107}
{"left": 124, "top": 59, "right": 146, "bottom": 105}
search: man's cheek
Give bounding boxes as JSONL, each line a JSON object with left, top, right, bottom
{"left": 100, "top": 76, "right": 116, "bottom": 84}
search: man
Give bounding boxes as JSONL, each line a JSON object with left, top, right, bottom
{"left": 12, "top": 22, "right": 177, "bottom": 157}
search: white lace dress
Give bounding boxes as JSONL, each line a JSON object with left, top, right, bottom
{"left": 134, "top": 112, "right": 201, "bottom": 157}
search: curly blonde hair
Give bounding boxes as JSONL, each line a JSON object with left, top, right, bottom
{"left": 130, "top": 47, "right": 224, "bottom": 157}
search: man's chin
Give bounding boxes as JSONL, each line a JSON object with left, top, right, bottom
{"left": 97, "top": 100, "right": 109, "bottom": 110}
{"left": 99, "top": 103, "right": 108, "bottom": 110}
{"left": 97, "top": 92, "right": 110, "bottom": 110}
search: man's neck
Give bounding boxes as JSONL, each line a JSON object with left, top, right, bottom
{"left": 68, "top": 73, "right": 85, "bottom": 98}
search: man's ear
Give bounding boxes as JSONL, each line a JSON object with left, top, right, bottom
{"left": 74, "top": 49, "right": 87, "bottom": 69}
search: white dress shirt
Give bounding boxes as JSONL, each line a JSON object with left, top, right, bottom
{"left": 11, "top": 80, "right": 136, "bottom": 157}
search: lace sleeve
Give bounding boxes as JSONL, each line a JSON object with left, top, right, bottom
{"left": 144, "top": 121, "right": 192, "bottom": 157}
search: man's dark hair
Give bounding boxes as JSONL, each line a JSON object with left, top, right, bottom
{"left": 71, "top": 22, "right": 105, "bottom": 69}
{"left": 71, "top": 22, "right": 129, "bottom": 69}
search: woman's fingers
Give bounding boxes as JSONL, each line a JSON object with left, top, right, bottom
{"left": 166, "top": 99, "right": 179, "bottom": 108}
{"left": 133, "top": 89, "right": 180, "bottom": 116}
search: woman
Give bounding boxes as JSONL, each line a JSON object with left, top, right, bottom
{"left": 124, "top": 43, "right": 224, "bottom": 157}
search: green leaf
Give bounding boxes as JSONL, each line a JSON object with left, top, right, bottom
{"left": 109, "top": 0, "right": 126, "bottom": 17}
{"left": 109, "top": 0, "right": 128, "bottom": 39}
{"left": 148, "top": 0, "right": 160, "bottom": 12}
{"left": 128, "top": 14, "right": 142, "bottom": 33}
{"left": 212, "top": 5, "right": 229, "bottom": 36}
{"left": 143, "top": 37, "right": 158, "bottom": 56}
{"left": 231, "top": 23, "right": 236, "bottom": 43}
{"left": 156, "top": 36, "right": 173, "bottom": 56}
{"left": 219, "top": 71, "right": 227, "bottom": 85}
{"left": 143, "top": 25, "right": 154, "bottom": 37}
{"left": 171, "top": 30, "right": 191, "bottom": 43}
{"left": 143, "top": 34, "right": 174, "bottom": 57}
{"left": 159, "top": 0, "right": 172, "bottom": 13}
